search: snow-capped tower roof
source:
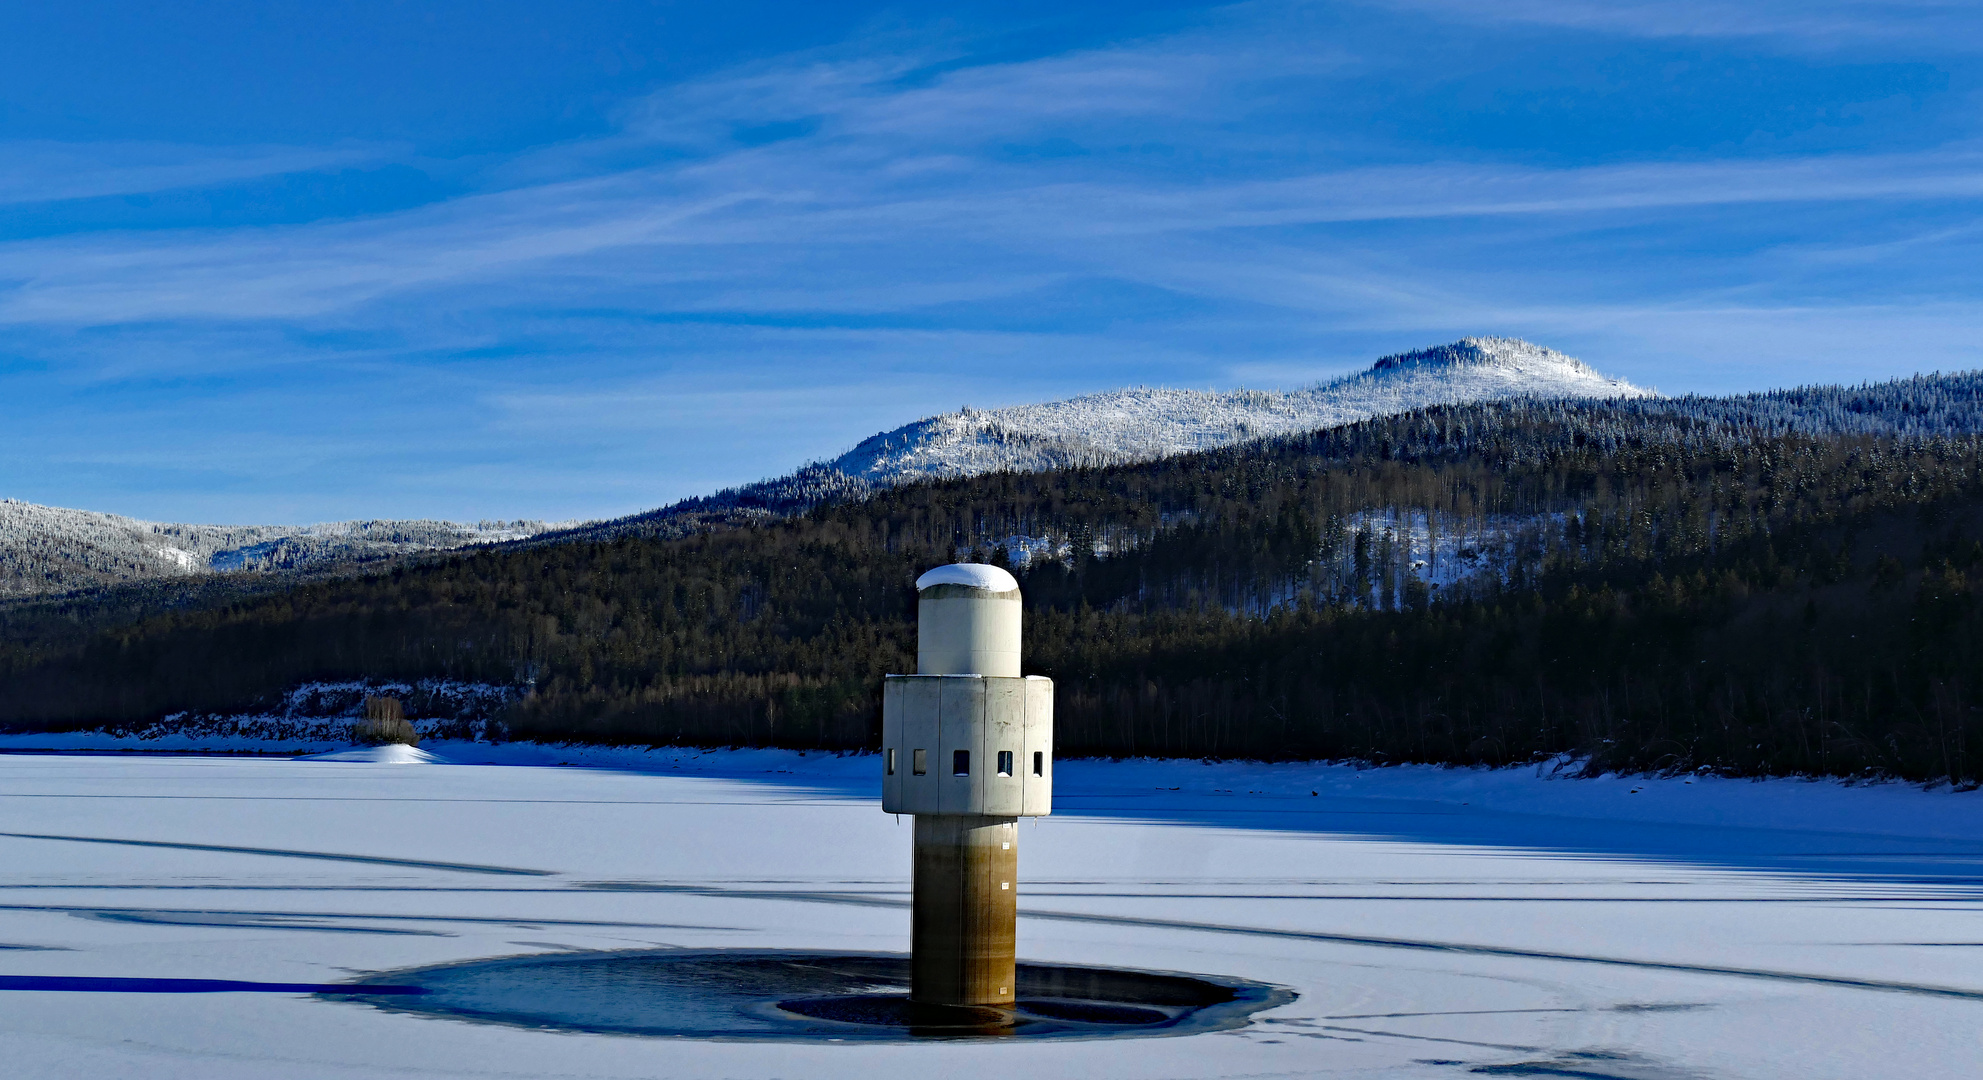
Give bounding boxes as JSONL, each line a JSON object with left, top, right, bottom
{"left": 916, "top": 563, "right": 1019, "bottom": 592}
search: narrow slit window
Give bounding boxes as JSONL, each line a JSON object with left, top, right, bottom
{"left": 912, "top": 749, "right": 927, "bottom": 775}
{"left": 1032, "top": 750, "right": 1044, "bottom": 776}
{"left": 885, "top": 748, "right": 896, "bottom": 776}
{"left": 996, "top": 750, "right": 1013, "bottom": 777}
{"left": 952, "top": 749, "right": 970, "bottom": 776}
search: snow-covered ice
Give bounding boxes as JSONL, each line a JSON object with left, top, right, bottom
{"left": 0, "top": 747, "right": 1972, "bottom": 1078}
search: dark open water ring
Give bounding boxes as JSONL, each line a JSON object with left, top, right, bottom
{"left": 325, "top": 949, "right": 1293, "bottom": 1042}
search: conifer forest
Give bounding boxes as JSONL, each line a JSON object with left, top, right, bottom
{"left": 7, "top": 374, "right": 1983, "bottom": 784}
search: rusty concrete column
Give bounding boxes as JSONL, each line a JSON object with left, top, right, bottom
{"left": 911, "top": 814, "right": 1018, "bottom": 1003}
{"left": 882, "top": 563, "right": 1053, "bottom": 1007}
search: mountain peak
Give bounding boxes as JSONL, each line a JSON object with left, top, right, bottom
{"left": 822, "top": 338, "right": 1648, "bottom": 487}
{"left": 1371, "top": 337, "right": 1594, "bottom": 375}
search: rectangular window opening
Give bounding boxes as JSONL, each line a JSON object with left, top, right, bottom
{"left": 885, "top": 748, "right": 896, "bottom": 776}
{"left": 1032, "top": 751, "right": 1044, "bottom": 776}
{"left": 996, "top": 750, "right": 1013, "bottom": 777}
{"left": 912, "top": 749, "right": 927, "bottom": 776}
{"left": 952, "top": 749, "right": 970, "bottom": 776}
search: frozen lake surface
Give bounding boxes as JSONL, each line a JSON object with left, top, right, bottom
{"left": 0, "top": 744, "right": 1975, "bottom": 1077}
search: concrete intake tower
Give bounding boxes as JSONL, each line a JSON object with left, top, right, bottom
{"left": 881, "top": 564, "right": 1053, "bottom": 1007}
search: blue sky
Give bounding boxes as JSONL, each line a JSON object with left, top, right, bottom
{"left": 2, "top": 0, "right": 1979, "bottom": 524}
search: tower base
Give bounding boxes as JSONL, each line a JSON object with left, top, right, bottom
{"left": 911, "top": 814, "right": 1018, "bottom": 1005}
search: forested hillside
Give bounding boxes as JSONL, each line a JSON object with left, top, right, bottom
{"left": 0, "top": 499, "right": 555, "bottom": 598}
{"left": 6, "top": 373, "right": 1983, "bottom": 783}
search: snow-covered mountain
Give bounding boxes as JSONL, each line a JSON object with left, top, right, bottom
{"left": 560, "top": 337, "right": 1652, "bottom": 544}
{"left": 0, "top": 500, "right": 556, "bottom": 598}
{"left": 828, "top": 337, "right": 1649, "bottom": 484}
{"left": 7, "top": 338, "right": 1648, "bottom": 588}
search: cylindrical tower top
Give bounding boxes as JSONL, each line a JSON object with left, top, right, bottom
{"left": 915, "top": 563, "right": 1021, "bottom": 676}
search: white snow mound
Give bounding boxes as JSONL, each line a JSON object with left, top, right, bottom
{"left": 304, "top": 744, "right": 441, "bottom": 764}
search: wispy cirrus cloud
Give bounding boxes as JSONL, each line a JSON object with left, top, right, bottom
{"left": 0, "top": 140, "right": 393, "bottom": 206}
{"left": 1365, "top": 0, "right": 1983, "bottom": 53}
{"left": 2, "top": 138, "right": 1976, "bottom": 326}
{"left": 1, "top": 0, "right": 1979, "bottom": 520}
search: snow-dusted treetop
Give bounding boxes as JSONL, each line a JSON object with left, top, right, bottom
{"left": 916, "top": 563, "right": 1020, "bottom": 592}
{"left": 827, "top": 337, "right": 1650, "bottom": 485}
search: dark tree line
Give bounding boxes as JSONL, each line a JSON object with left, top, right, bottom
{"left": 6, "top": 377, "right": 1983, "bottom": 782}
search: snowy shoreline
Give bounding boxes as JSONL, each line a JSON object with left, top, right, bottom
{"left": 2, "top": 732, "right": 1978, "bottom": 844}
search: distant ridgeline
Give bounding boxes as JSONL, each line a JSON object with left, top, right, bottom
{"left": 540, "top": 335, "right": 1650, "bottom": 543}
{"left": 8, "top": 370, "right": 1983, "bottom": 783}
{"left": 0, "top": 501, "right": 557, "bottom": 599}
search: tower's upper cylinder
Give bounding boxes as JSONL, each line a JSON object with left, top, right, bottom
{"left": 915, "top": 564, "right": 1021, "bottom": 677}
